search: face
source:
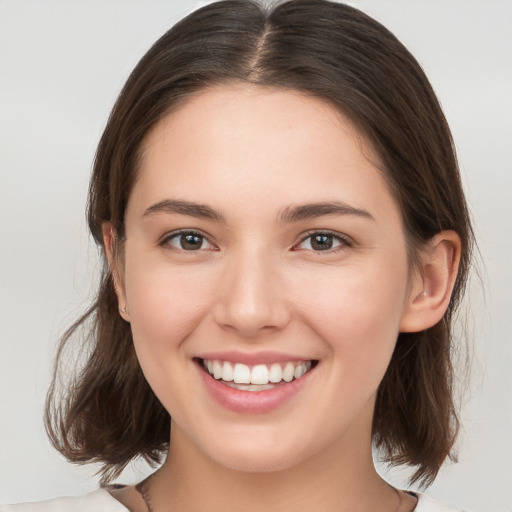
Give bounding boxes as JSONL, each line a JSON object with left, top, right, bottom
{"left": 115, "top": 84, "right": 419, "bottom": 473}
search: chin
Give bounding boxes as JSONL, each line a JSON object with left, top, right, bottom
{"left": 212, "top": 447, "right": 303, "bottom": 474}
{"left": 195, "top": 427, "right": 316, "bottom": 474}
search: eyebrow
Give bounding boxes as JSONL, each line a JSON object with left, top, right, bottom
{"left": 279, "top": 201, "right": 375, "bottom": 223}
{"left": 143, "top": 199, "right": 226, "bottom": 223}
{"left": 142, "top": 199, "right": 374, "bottom": 224}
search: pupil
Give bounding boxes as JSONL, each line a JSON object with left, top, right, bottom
{"left": 312, "top": 234, "right": 332, "bottom": 250}
{"left": 181, "top": 234, "right": 202, "bottom": 250}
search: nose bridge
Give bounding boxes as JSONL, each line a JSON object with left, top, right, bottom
{"left": 213, "top": 241, "right": 290, "bottom": 337}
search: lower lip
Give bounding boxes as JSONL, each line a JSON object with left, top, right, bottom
{"left": 196, "top": 362, "right": 314, "bottom": 414}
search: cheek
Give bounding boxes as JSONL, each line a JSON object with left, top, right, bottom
{"left": 121, "top": 256, "right": 221, "bottom": 415}
{"left": 291, "top": 258, "right": 409, "bottom": 376}
{"left": 123, "top": 255, "right": 218, "bottom": 353}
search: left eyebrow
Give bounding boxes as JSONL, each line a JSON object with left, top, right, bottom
{"left": 279, "top": 201, "right": 375, "bottom": 223}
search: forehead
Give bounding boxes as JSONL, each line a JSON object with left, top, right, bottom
{"left": 130, "top": 84, "right": 399, "bottom": 225}
{"left": 141, "top": 84, "right": 368, "bottom": 158}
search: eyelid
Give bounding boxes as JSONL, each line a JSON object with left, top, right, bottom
{"left": 159, "top": 229, "right": 218, "bottom": 250}
{"left": 293, "top": 230, "right": 353, "bottom": 252}
{"left": 158, "top": 228, "right": 351, "bottom": 252}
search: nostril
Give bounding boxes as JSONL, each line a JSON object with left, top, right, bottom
{"left": 211, "top": 278, "right": 291, "bottom": 336}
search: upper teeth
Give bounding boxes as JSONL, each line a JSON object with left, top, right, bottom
{"left": 203, "top": 359, "right": 312, "bottom": 385}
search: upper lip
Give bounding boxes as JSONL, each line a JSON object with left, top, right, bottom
{"left": 196, "top": 351, "right": 315, "bottom": 366}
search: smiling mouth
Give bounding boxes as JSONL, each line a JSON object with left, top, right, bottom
{"left": 197, "top": 358, "right": 318, "bottom": 391}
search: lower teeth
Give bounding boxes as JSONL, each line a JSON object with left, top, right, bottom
{"left": 222, "top": 381, "right": 275, "bottom": 391}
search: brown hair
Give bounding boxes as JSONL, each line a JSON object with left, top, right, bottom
{"left": 45, "top": 0, "right": 474, "bottom": 487}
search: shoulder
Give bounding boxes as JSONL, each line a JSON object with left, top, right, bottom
{"left": 2, "top": 489, "right": 466, "bottom": 512}
{"left": 414, "top": 492, "right": 467, "bottom": 512}
{"left": 0, "top": 489, "right": 128, "bottom": 512}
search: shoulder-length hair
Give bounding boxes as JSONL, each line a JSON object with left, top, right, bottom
{"left": 45, "top": 0, "right": 474, "bottom": 487}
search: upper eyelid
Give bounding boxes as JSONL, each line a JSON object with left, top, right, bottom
{"left": 158, "top": 228, "right": 351, "bottom": 248}
{"left": 297, "top": 229, "right": 352, "bottom": 245}
{"left": 160, "top": 229, "right": 217, "bottom": 247}
{"left": 292, "top": 231, "right": 353, "bottom": 254}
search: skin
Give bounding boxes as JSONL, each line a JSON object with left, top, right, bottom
{"left": 105, "top": 84, "right": 460, "bottom": 512}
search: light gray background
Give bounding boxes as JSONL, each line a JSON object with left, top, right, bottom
{"left": 1, "top": 1, "right": 511, "bottom": 510}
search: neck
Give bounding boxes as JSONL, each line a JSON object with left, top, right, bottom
{"left": 147, "top": 422, "right": 400, "bottom": 512}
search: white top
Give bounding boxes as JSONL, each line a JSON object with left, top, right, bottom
{"left": 0, "top": 488, "right": 465, "bottom": 511}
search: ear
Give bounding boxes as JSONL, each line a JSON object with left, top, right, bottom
{"left": 400, "top": 230, "right": 461, "bottom": 333}
{"left": 101, "top": 222, "right": 130, "bottom": 322}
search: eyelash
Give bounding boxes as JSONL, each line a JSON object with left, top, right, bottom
{"left": 160, "top": 229, "right": 351, "bottom": 254}
{"left": 160, "top": 230, "right": 217, "bottom": 252}
{"left": 293, "top": 231, "right": 352, "bottom": 253}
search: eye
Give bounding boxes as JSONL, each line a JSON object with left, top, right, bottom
{"left": 162, "top": 231, "right": 216, "bottom": 251}
{"left": 294, "top": 232, "right": 349, "bottom": 252}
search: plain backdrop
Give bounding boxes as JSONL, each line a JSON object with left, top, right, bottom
{"left": 0, "top": 1, "right": 511, "bottom": 511}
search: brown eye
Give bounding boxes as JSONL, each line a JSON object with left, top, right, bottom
{"left": 295, "top": 232, "right": 347, "bottom": 252}
{"left": 180, "top": 234, "right": 204, "bottom": 250}
{"left": 311, "top": 234, "right": 334, "bottom": 250}
{"left": 164, "top": 231, "right": 215, "bottom": 251}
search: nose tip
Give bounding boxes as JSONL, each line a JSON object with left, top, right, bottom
{"left": 212, "top": 259, "right": 291, "bottom": 338}
{"left": 217, "top": 304, "right": 280, "bottom": 338}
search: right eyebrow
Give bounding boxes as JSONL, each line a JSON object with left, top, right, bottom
{"left": 142, "top": 199, "right": 226, "bottom": 223}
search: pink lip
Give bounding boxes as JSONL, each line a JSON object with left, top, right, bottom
{"left": 195, "top": 359, "right": 315, "bottom": 414}
{"left": 197, "top": 351, "right": 309, "bottom": 365}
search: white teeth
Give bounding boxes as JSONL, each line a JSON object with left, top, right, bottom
{"left": 233, "top": 363, "right": 251, "bottom": 384}
{"left": 221, "top": 361, "right": 234, "bottom": 381}
{"left": 294, "top": 363, "right": 307, "bottom": 379}
{"left": 251, "top": 364, "right": 269, "bottom": 385}
{"left": 224, "top": 382, "right": 275, "bottom": 391}
{"left": 202, "top": 358, "right": 314, "bottom": 387}
{"left": 213, "top": 360, "right": 222, "bottom": 379}
{"left": 282, "top": 362, "right": 295, "bottom": 382}
{"left": 269, "top": 363, "right": 283, "bottom": 383}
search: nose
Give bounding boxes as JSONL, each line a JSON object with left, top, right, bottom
{"left": 212, "top": 248, "right": 291, "bottom": 338}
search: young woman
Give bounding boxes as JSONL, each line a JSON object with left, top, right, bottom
{"left": 1, "top": 1, "right": 474, "bottom": 511}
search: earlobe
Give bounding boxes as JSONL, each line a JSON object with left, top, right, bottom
{"left": 400, "top": 231, "right": 461, "bottom": 333}
{"left": 101, "top": 222, "right": 130, "bottom": 322}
